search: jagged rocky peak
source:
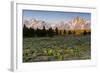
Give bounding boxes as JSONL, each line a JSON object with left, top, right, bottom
{"left": 69, "top": 16, "right": 90, "bottom": 30}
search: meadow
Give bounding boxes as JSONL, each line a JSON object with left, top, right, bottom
{"left": 23, "top": 34, "right": 91, "bottom": 62}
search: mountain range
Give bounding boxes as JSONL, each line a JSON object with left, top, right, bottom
{"left": 23, "top": 16, "right": 91, "bottom": 30}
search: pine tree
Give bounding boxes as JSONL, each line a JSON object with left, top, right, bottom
{"left": 42, "top": 26, "right": 47, "bottom": 37}
{"left": 55, "top": 27, "right": 58, "bottom": 35}
{"left": 83, "top": 30, "right": 87, "bottom": 35}
{"left": 36, "top": 28, "right": 40, "bottom": 37}
{"left": 63, "top": 29, "right": 66, "bottom": 35}
{"left": 23, "top": 24, "right": 30, "bottom": 37}
{"left": 48, "top": 27, "right": 54, "bottom": 37}
{"left": 29, "top": 28, "right": 35, "bottom": 37}
{"left": 68, "top": 30, "right": 71, "bottom": 35}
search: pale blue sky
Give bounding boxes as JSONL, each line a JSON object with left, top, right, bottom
{"left": 23, "top": 10, "right": 91, "bottom": 24}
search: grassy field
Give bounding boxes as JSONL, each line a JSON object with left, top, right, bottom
{"left": 23, "top": 35, "right": 91, "bottom": 62}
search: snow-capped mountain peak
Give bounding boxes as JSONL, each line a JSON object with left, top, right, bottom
{"left": 23, "top": 17, "right": 90, "bottom": 30}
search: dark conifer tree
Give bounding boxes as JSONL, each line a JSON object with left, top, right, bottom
{"left": 68, "top": 30, "right": 71, "bottom": 35}
{"left": 55, "top": 27, "right": 59, "bottom": 35}
{"left": 29, "top": 28, "right": 35, "bottom": 37}
{"left": 23, "top": 24, "right": 30, "bottom": 37}
{"left": 63, "top": 29, "right": 66, "bottom": 35}
{"left": 48, "top": 27, "right": 54, "bottom": 37}
{"left": 42, "top": 26, "right": 47, "bottom": 37}
{"left": 36, "top": 28, "right": 40, "bottom": 37}
{"left": 83, "top": 30, "right": 87, "bottom": 35}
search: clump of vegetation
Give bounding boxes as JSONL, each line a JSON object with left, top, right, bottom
{"left": 23, "top": 34, "right": 91, "bottom": 62}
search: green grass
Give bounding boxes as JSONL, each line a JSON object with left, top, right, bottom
{"left": 23, "top": 35, "right": 91, "bottom": 62}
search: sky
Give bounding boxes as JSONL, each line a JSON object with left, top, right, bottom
{"left": 23, "top": 10, "right": 91, "bottom": 24}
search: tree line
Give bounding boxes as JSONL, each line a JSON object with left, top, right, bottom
{"left": 23, "top": 25, "right": 91, "bottom": 37}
